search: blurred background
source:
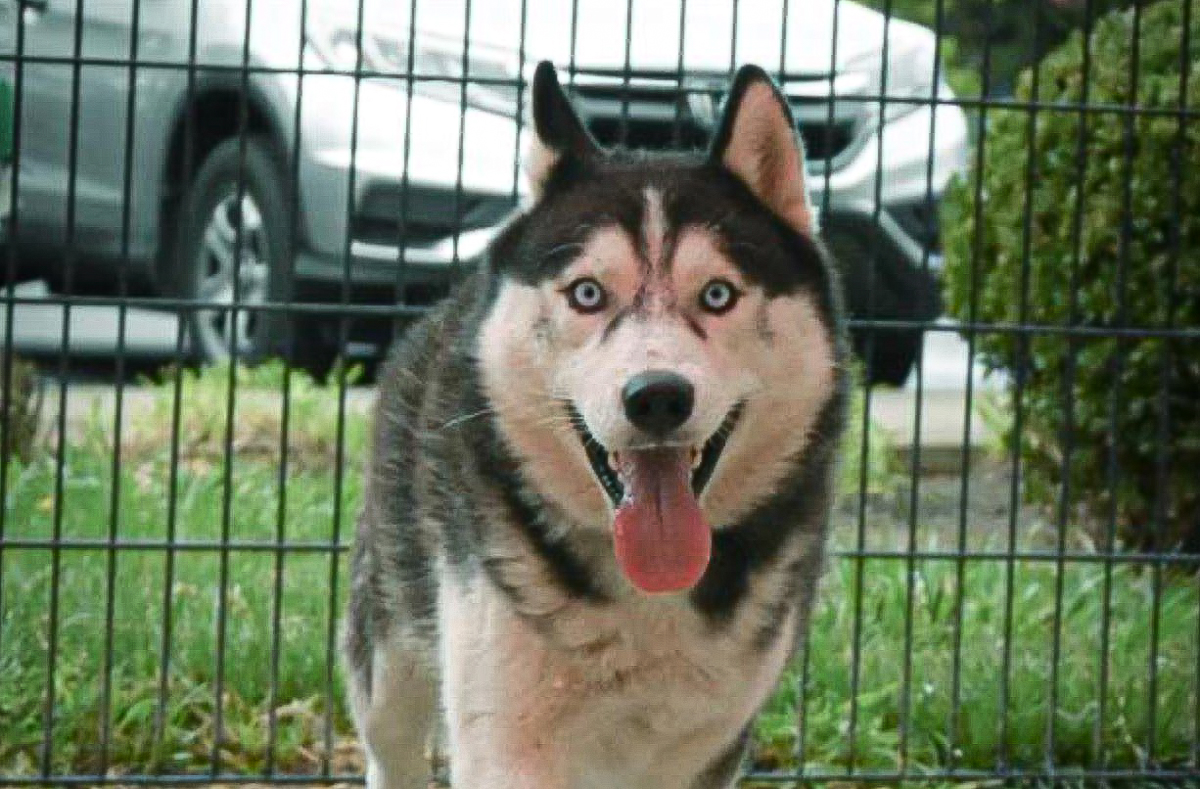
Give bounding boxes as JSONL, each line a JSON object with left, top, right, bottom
{"left": 1, "top": 0, "right": 983, "bottom": 385}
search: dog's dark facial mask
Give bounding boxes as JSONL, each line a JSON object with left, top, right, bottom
{"left": 477, "top": 62, "right": 838, "bottom": 595}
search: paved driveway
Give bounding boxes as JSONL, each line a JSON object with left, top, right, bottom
{"left": 2, "top": 280, "right": 184, "bottom": 358}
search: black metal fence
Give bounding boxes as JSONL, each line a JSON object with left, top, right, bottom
{"left": 1, "top": 0, "right": 1197, "bottom": 785}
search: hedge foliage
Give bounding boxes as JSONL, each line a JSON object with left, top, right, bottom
{"left": 859, "top": 0, "right": 1136, "bottom": 97}
{"left": 1, "top": 355, "right": 39, "bottom": 463}
{"left": 941, "top": 0, "right": 1200, "bottom": 552}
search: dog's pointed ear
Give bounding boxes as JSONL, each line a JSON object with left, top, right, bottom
{"left": 526, "top": 61, "right": 600, "bottom": 197}
{"left": 709, "top": 65, "right": 816, "bottom": 235}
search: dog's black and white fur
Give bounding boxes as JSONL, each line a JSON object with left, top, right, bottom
{"left": 343, "top": 62, "right": 848, "bottom": 788}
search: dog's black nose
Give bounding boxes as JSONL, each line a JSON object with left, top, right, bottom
{"left": 622, "top": 370, "right": 694, "bottom": 437}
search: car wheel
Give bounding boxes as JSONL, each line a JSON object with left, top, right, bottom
{"left": 823, "top": 218, "right": 942, "bottom": 387}
{"left": 174, "top": 135, "right": 327, "bottom": 369}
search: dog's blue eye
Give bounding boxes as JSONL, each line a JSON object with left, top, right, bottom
{"left": 567, "top": 277, "right": 607, "bottom": 313}
{"left": 700, "top": 279, "right": 738, "bottom": 314}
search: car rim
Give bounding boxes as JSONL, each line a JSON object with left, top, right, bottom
{"left": 193, "top": 190, "right": 270, "bottom": 359}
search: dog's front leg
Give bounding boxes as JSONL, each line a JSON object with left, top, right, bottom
{"left": 440, "top": 577, "right": 570, "bottom": 789}
{"left": 442, "top": 703, "right": 568, "bottom": 788}
{"left": 348, "top": 641, "right": 439, "bottom": 789}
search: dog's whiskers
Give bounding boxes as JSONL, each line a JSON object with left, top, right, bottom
{"left": 439, "top": 393, "right": 577, "bottom": 432}
{"left": 439, "top": 407, "right": 498, "bottom": 431}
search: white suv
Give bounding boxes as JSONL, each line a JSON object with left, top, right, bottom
{"left": 2, "top": 0, "right": 967, "bottom": 382}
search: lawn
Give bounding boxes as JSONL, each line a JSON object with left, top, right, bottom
{"left": 1, "top": 364, "right": 1196, "bottom": 781}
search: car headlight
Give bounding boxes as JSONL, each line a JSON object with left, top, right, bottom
{"left": 843, "top": 34, "right": 939, "bottom": 127}
{"left": 304, "top": 23, "right": 520, "bottom": 117}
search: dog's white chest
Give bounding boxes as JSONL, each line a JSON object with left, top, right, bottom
{"left": 440, "top": 574, "right": 794, "bottom": 787}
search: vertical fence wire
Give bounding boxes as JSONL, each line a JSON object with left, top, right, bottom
{"left": 152, "top": 0, "right": 202, "bottom": 764}
{"left": 1017, "top": 0, "right": 1049, "bottom": 771}
{"left": 896, "top": 0, "right": 944, "bottom": 771}
{"left": 264, "top": 0, "right": 310, "bottom": 774}
{"left": 386, "top": 0, "right": 420, "bottom": 351}
{"left": 999, "top": 0, "right": 1046, "bottom": 769}
{"left": 671, "top": 0, "right": 689, "bottom": 150}
{"left": 324, "top": 0, "right": 369, "bottom": 775}
{"left": 1096, "top": 0, "right": 1147, "bottom": 772}
{"left": 0, "top": 0, "right": 29, "bottom": 662}
{"left": 41, "top": 2, "right": 85, "bottom": 775}
{"left": 1051, "top": 0, "right": 1095, "bottom": 769}
{"left": 846, "top": 0, "right": 894, "bottom": 773}
{"left": 771, "top": 0, "right": 811, "bottom": 778}
{"left": 958, "top": 0, "right": 1000, "bottom": 775}
{"left": 1172, "top": 1, "right": 1200, "bottom": 767}
{"left": 450, "top": 0, "right": 474, "bottom": 281}
{"left": 1063, "top": 2, "right": 1099, "bottom": 773}
{"left": 798, "top": 0, "right": 843, "bottom": 776}
{"left": 510, "top": 4, "right": 529, "bottom": 206}
{"left": 98, "top": 0, "right": 144, "bottom": 774}
{"left": 619, "top": 0, "right": 634, "bottom": 150}
{"left": 1146, "top": 0, "right": 1192, "bottom": 768}
{"left": 209, "top": 0, "right": 258, "bottom": 772}
{"left": 949, "top": 0, "right": 995, "bottom": 775}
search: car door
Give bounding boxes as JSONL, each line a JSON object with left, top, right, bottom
{"left": 0, "top": 0, "right": 138, "bottom": 262}
{"left": 0, "top": 1, "right": 59, "bottom": 243}
{"left": 0, "top": 0, "right": 77, "bottom": 253}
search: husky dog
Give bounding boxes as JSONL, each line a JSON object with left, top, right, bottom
{"left": 343, "top": 61, "right": 848, "bottom": 789}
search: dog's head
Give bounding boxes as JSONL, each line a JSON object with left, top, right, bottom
{"left": 477, "top": 62, "right": 846, "bottom": 594}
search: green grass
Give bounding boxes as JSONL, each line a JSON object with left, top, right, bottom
{"left": 1, "top": 364, "right": 1196, "bottom": 780}
{"left": 755, "top": 555, "right": 1198, "bottom": 775}
{"left": 1, "top": 363, "right": 365, "bottom": 776}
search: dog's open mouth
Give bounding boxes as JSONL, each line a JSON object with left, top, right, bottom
{"left": 568, "top": 404, "right": 743, "bottom": 507}
{"left": 568, "top": 404, "right": 743, "bottom": 594}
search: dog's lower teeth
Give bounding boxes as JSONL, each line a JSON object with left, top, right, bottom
{"left": 608, "top": 452, "right": 619, "bottom": 472}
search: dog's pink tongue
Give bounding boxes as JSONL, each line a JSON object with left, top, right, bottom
{"left": 613, "top": 448, "right": 711, "bottom": 594}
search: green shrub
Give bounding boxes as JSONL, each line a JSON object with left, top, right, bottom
{"left": 1, "top": 354, "right": 40, "bottom": 463}
{"left": 859, "top": 0, "right": 1136, "bottom": 98}
{"left": 941, "top": 1, "right": 1200, "bottom": 552}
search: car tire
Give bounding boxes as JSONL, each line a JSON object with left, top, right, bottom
{"left": 824, "top": 222, "right": 942, "bottom": 387}
{"left": 172, "top": 135, "right": 328, "bottom": 370}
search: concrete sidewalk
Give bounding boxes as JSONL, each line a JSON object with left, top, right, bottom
{"left": 870, "top": 387, "right": 996, "bottom": 472}
{"left": 2, "top": 281, "right": 185, "bottom": 357}
{"left": 872, "top": 328, "right": 1000, "bottom": 465}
